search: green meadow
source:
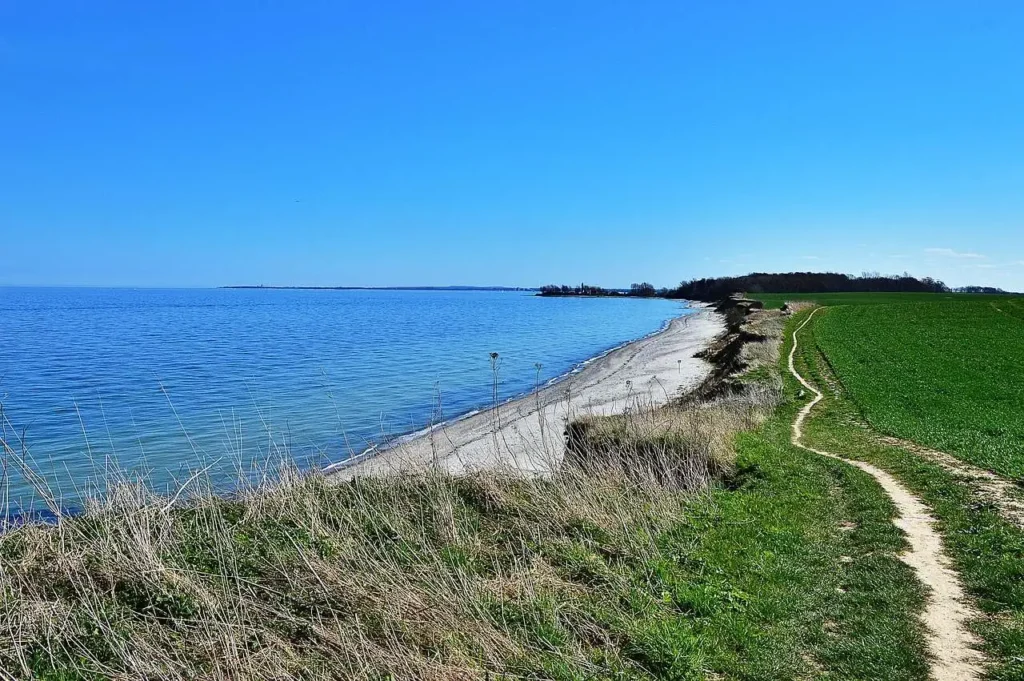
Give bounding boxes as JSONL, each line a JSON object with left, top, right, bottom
{"left": 754, "top": 293, "right": 1024, "bottom": 479}
{"left": 754, "top": 291, "right": 1016, "bottom": 308}
{"left": 786, "top": 305, "right": 1024, "bottom": 679}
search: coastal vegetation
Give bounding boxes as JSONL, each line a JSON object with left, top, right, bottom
{"left": 0, "top": 302, "right": 787, "bottom": 679}
{"left": 538, "top": 283, "right": 619, "bottom": 296}
{"left": 4, "top": 283, "right": 1024, "bottom": 679}
{"left": 668, "top": 272, "right": 952, "bottom": 301}
{"left": 0, "top": 298, "right": 930, "bottom": 680}
{"left": 537, "top": 282, "right": 660, "bottom": 297}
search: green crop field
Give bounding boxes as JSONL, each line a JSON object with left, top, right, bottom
{"left": 753, "top": 291, "right": 1012, "bottom": 309}
{"left": 781, "top": 296, "right": 1024, "bottom": 479}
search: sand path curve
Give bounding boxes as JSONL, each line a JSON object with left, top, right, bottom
{"left": 789, "top": 308, "right": 983, "bottom": 680}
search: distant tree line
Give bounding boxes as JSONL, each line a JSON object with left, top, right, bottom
{"left": 663, "top": 271, "right": 951, "bottom": 301}
{"left": 538, "top": 284, "right": 613, "bottom": 296}
{"left": 953, "top": 285, "right": 1007, "bottom": 294}
{"left": 538, "top": 272, "right": 1014, "bottom": 302}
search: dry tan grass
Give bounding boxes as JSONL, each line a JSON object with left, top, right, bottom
{"left": 740, "top": 308, "right": 788, "bottom": 369}
{"left": 566, "top": 383, "right": 781, "bottom": 488}
{"left": 0, "top": 464, "right": 696, "bottom": 679}
{"left": 565, "top": 307, "right": 785, "bottom": 492}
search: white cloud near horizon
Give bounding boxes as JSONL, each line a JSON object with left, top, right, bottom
{"left": 925, "top": 247, "right": 986, "bottom": 259}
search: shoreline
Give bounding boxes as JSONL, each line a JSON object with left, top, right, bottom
{"left": 323, "top": 308, "right": 686, "bottom": 472}
{"left": 328, "top": 303, "right": 726, "bottom": 478}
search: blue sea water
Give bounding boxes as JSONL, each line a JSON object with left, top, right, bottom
{"left": 0, "top": 288, "right": 689, "bottom": 513}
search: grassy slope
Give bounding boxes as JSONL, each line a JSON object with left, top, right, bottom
{"left": 753, "top": 291, "right": 1024, "bottom": 479}
{"left": 0, "top": 312, "right": 933, "bottom": 680}
{"left": 3, "top": 423, "right": 930, "bottom": 679}
{"left": 793, "top": 304, "right": 1024, "bottom": 680}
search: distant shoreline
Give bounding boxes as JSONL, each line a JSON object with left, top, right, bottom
{"left": 220, "top": 285, "right": 537, "bottom": 291}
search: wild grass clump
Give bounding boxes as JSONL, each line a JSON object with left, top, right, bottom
{"left": 566, "top": 385, "right": 781, "bottom": 490}
{"left": 0, "top": 459, "right": 706, "bottom": 679}
{"left": 739, "top": 307, "right": 788, "bottom": 369}
{"left": 0, "top": 405, "right": 770, "bottom": 679}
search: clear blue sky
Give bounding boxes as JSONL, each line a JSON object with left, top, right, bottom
{"left": 3, "top": 2, "right": 1023, "bottom": 289}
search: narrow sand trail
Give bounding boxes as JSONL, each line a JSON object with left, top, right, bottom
{"left": 789, "top": 309, "right": 984, "bottom": 681}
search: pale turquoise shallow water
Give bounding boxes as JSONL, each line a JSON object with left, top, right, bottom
{"left": 0, "top": 288, "right": 690, "bottom": 514}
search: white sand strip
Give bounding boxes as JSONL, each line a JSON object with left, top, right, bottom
{"left": 329, "top": 305, "right": 725, "bottom": 478}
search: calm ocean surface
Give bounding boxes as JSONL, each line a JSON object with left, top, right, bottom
{"left": 0, "top": 288, "right": 689, "bottom": 513}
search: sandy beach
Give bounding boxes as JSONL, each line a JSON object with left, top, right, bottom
{"left": 329, "top": 305, "right": 725, "bottom": 478}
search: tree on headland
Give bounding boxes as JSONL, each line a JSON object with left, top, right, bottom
{"left": 538, "top": 283, "right": 617, "bottom": 297}
{"left": 628, "top": 282, "right": 656, "bottom": 297}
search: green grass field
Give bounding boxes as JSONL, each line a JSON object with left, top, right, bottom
{"left": 813, "top": 301, "right": 1024, "bottom": 479}
{"left": 752, "top": 292, "right": 1024, "bottom": 480}
{"left": 754, "top": 291, "right": 1019, "bottom": 309}
{"left": 788, "top": 308, "right": 1024, "bottom": 679}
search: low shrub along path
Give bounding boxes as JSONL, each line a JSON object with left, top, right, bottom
{"left": 789, "top": 309, "right": 985, "bottom": 681}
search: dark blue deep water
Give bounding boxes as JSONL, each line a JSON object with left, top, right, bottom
{"left": 0, "top": 288, "right": 689, "bottom": 512}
